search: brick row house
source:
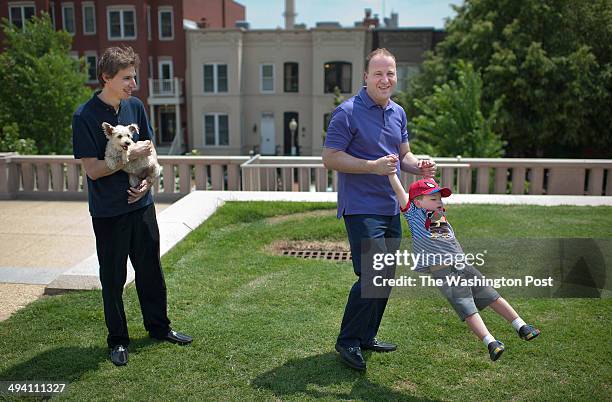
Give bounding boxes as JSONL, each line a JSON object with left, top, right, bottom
{"left": 4, "top": 3, "right": 444, "bottom": 156}
{"left": 1, "top": 0, "right": 245, "bottom": 152}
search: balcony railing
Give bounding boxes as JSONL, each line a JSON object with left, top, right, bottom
{"left": 0, "top": 153, "right": 610, "bottom": 201}
{"left": 148, "top": 78, "right": 183, "bottom": 98}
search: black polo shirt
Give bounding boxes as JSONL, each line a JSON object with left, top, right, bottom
{"left": 72, "top": 91, "right": 154, "bottom": 218}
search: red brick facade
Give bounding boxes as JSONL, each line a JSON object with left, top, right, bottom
{"left": 1, "top": 0, "right": 245, "bottom": 148}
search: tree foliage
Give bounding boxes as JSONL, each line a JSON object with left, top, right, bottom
{"left": 403, "top": 0, "right": 612, "bottom": 157}
{"left": 408, "top": 61, "right": 504, "bottom": 158}
{"left": 0, "top": 122, "right": 37, "bottom": 154}
{"left": 0, "top": 14, "right": 91, "bottom": 154}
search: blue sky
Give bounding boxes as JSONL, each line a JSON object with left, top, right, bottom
{"left": 237, "top": 0, "right": 463, "bottom": 29}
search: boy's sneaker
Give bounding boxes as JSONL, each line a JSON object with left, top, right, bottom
{"left": 518, "top": 324, "right": 540, "bottom": 341}
{"left": 488, "top": 340, "right": 505, "bottom": 361}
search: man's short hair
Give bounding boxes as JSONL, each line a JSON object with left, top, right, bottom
{"left": 97, "top": 46, "right": 140, "bottom": 87}
{"left": 365, "top": 48, "right": 396, "bottom": 73}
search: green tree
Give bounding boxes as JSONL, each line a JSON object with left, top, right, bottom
{"left": 405, "top": 0, "right": 612, "bottom": 157}
{"left": 409, "top": 60, "right": 505, "bottom": 158}
{"left": 0, "top": 14, "right": 91, "bottom": 154}
{"left": 322, "top": 86, "right": 346, "bottom": 141}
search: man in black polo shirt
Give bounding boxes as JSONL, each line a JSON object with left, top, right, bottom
{"left": 72, "top": 46, "right": 192, "bottom": 366}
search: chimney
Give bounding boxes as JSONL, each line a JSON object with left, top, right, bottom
{"left": 283, "top": 0, "right": 296, "bottom": 29}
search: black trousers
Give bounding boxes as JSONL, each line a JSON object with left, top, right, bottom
{"left": 337, "top": 214, "right": 401, "bottom": 348}
{"left": 92, "top": 203, "right": 171, "bottom": 348}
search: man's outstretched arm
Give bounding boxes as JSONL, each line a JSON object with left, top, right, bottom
{"left": 322, "top": 148, "right": 398, "bottom": 175}
{"left": 399, "top": 142, "right": 436, "bottom": 178}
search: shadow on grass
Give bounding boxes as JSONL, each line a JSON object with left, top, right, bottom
{"left": 252, "top": 352, "right": 437, "bottom": 401}
{"left": 0, "top": 337, "right": 158, "bottom": 382}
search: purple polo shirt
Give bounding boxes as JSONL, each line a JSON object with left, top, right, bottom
{"left": 324, "top": 87, "right": 410, "bottom": 218}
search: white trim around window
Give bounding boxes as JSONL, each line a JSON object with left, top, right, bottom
{"left": 203, "top": 113, "right": 230, "bottom": 147}
{"left": 61, "top": 2, "right": 75, "bottom": 35}
{"left": 260, "top": 63, "right": 275, "bottom": 93}
{"left": 158, "top": 58, "right": 174, "bottom": 94}
{"left": 158, "top": 6, "right": 174, "bottom": 40}
{"left": 158, "top": 58, "right": 173, "bottom": 80}
{"left": 106, "top": 6, "right": 137, "bottom": 40}
{"left": 82, "top": 2, "right": 96, "bottom": 35}
{"left": 49, "top": 2, "right": 56, "bottom": 29}
{"left": 8, "top": 2, "right": 35, "bottom": 31}
{"left": 84, "top": 51, "right": 97, "bottom": 83}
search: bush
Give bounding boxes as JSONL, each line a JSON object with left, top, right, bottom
{"left": 0, "top": 122, "right": 37, "bottom": 154}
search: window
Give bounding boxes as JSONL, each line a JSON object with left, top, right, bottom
{"left": 148, "top": 56, "right": 153, "bottom": 79}
{"left": 158, "top": 7, "right": 173, "bottom": 40}
{"left": 49, "top": 2, "right": 56, "bottom": 29}
{"left": 107, "top": 7, "right": 136, "bottom": 40}
{"left": 203, "top": 64, "right": 228, "bottom": 93}
{"left": 82, "top": 2, "right": 96, "bottom": 35}
{"left": 61, "top": 3, "right": 75, "bottom": 34}
{"left": 159, "top": 60, "right": 172, "bottom": 80}
{"left": 260, "top": 64, "right": 274, "bottom": 93}
{"left": 84, "top": 53, "right": 97, "bottom": 83}
{"left": 284, "top": 62, "right": 298, "bottom": 93}
{"left": 204, "top": 114, "right": 229, "bottom": 146}
{"left": 324, "top": 62, "right": 352, "bottom": 93}
{"left": 395, "top": 64, "right": 420, "bottom": 93}
{"left": 9, "top": 3, "right": 35, "bottom": 31}
{"left": 158, "top": 59, "right": 173, "bottom": 93}
{"left": 147, "top": 6, "right": 151, "bottom": 40}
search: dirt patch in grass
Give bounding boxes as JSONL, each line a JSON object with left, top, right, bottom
{"left": 393, "top": 379, "right": 418, "bottom": 393}
{"left": 0, "top": 283, "right": 46, "bottom": 321}
{"left": 265, "top": 240, "right": 350, "bottom": 255}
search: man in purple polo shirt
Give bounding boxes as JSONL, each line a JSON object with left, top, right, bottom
{"left": 322, "top": 48, "right": 436, "bottom": 371}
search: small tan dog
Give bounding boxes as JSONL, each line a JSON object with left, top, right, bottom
{"left": 102, "top": 122, "right": 161, "bottom": 187}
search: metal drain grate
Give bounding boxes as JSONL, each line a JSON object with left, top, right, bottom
{"left": 282, "top": 249, "right": 352, "bottom": 261}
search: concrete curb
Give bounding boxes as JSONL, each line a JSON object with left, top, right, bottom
{"left": 44, "top": 191, "right": 612, "bottom": 293}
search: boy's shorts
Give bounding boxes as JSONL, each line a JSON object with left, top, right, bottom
{"left": 423, "top": 264, "right": 500, "bottom": 321}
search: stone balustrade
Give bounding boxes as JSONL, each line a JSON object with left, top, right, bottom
{"left": 0, "top": 153, "right": 610, "bottom": 200}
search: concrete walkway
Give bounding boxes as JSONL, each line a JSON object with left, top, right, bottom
{"left": 0, "top": 200, "right": 172, "bottom": 285}
{"left": 0, "top": 201, "right": 171, "bottom": 320}
{"left": 1, "top": 192, "right": 611, "bottom": 320}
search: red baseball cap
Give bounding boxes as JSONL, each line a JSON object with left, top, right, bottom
{"left": 408, "top": 178, "right": 452, "bottom": 201}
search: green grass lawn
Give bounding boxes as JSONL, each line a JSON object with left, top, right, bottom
{"left": 0, "top": 202, "right": 611, "bottom": 401}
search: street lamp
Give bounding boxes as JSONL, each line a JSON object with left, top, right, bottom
{"left": 289, "top": 118, "right": 298, "bottom": 156}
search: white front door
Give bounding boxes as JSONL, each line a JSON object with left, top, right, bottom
{"left": 260, "top": 113, "right": 275, "bottom": 155}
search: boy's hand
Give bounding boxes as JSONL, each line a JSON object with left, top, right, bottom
{"left": 130, "top": 140, "right": 152, "bottom": 158}
{"left": 417, "top": 159, "right": 437, "bottom": 178}
{"left": 372, "top": 154, "right": 399, "bottom": 176}
{"left": 127, "top": 179, "right": 151, "bottom": 204}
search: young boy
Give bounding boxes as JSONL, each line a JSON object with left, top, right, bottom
{"left": 388, "top": 171, "right": 540, "bottom": 361}
{"left": 73, "top": 46, "right": 192, "bottom": 366}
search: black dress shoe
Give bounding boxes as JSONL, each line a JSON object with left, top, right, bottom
{"left": 335, "top": 344, "right": 366, "bottom": 371}
{"left": 159, "top": 329, "right": 193, "bottom": 345}
{"left": 362, "top": 338, "right": 397, "bottom": 352}
{"left": 110, "top": 345, "right": 128, "bottom": 366}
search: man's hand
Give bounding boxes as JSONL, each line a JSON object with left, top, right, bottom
{"left": 129, "top": 140, "right": 152, "bottom": 158}
{"left": 417, "top": 159, "right": 437, "bottom": 178}
{"left": 372, "top": 154, "right": 399, "bottom": 176}
{"left": 127, "top": 179, "right": 151, "bottom": 204}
